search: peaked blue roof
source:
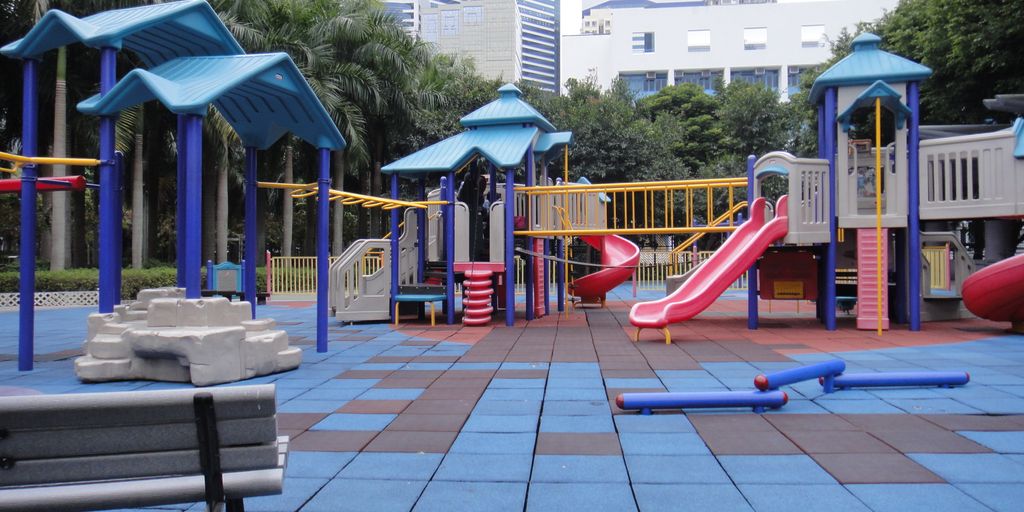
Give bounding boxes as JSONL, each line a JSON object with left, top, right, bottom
{"left": 837, "top": 80, "right": 912, "bottom": 132}
{"left": 78, "top": 53, "right": 345, "bottom": 150}
{"left": 810, "top": 33, "right": 932, "bottom": 103}
{"left": 383, "top": 126, "right": 539, "bottom": 175}
{"left": 533, "top": 131, "right": 573, "bottom": 161}
{"left": 1, "top": 0, "right": 243, "bottom": 66}
{"left": 461, "top": 84, "right": 557, "bottom": 132}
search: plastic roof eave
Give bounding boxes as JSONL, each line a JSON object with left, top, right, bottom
{"left": 533, "top": 131, "right": 574, "bottom": 162}
{"left": 382, "top": 126, "right": 539, "bottom": 177}
{"left": 0, "top": 1, "right": 243, "bottom": 65}
{"left": 837, "top": 80, "right": 912, "bottom": 133}
{"left": 809, "top": 33, "right": 932, "bottom": 103}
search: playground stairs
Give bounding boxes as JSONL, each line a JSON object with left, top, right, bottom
{"left": 463, "top": 270, "right": 494, "bottom": 326}
{"left": 856, "top": 228, "right": 890, "bottom": 331}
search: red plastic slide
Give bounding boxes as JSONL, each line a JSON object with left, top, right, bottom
{"left": 630, "top": 195, "right": 789, "bottom": 331}
{"left": 569, "top": 234, "right": 641, "bottom": 302}
{"left": 962, "top": 253, "right": 1024, "bottom": 331}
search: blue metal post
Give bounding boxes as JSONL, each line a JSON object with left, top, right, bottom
{"left": 907, "top": 82, "right": 922, "bottom": 331}
{"left": 176, "top": 115, "right": 186, "bottom": 288}
{"left": 556, "top": 238, "right": 565, "bottom": 312}
{"left": 98, "top": 47, "right": 118, "bottom": 313}
{"left": 417, "top": 177, "right": 427, "bottom": 283}
{"left": 390, "top": 173, "right": 400, "bottom": 323}
{"left": 244, "top": 147, "right": 258, "bottom": 319}
{"left": 17, "top": 58, "right": 38, "bottom": 371}
{"left": 504, "top": 168, "right": 515, "bottom": 326}
{"left": 316, "top": 148, "right": 330, "bottom": 351}
{"left": 746, "top": 155, "right": 758, "bottom": 330}
{"left": 524, "top": 146, "right": 535, "bottom": 321}
{"left": 184, "top": 114, "right": 203, "bottom": 298}
{"left": 823, "top": 87, "right": 838, "bottom": 331}
{"left": 445, "top": 171, "right": 456, "bottom": 324}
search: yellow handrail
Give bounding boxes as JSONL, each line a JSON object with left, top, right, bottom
{"left": 0, "top": 151, "right": 101, "bottom": 168}
{"left": 258, "top": 181, "right": 446, "bottom": 210}
{"left": 669, "top": 200, "right": 748, "bottom": 273}
{"left": 874, "top": 97, "right": 883, "bottom": 336}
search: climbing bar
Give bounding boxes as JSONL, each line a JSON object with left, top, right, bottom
{"left": 827, "top": 371, "right": 969, "bottom": 391}
{"left": 670, "top": 201, "right": 748, "bottom": 273}
{"left": 616, "top": 390, "right": 788, "bottom": 414}
{"left": 754, "top": 359, "right": 846, "bottom": 393}
{"left": 257, "top": 181, "right": 445, "bottom": 209}
{"left": 0, "top": 151, "right": 102, "bottom": 168}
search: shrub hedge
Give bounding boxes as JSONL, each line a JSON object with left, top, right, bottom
{"left": 0, "top": 267, "right": 267, "bottom": 300}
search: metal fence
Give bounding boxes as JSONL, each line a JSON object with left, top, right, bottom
{"left": 268, "top": 256, "right": 339, "bottom": 295}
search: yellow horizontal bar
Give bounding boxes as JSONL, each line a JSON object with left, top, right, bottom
{"left": 257, "top": 181, "right": 316, "bottom": 191}
{"left": 516, "top": 226, "right": 737, "bottom": 236}
{"left": 670, "top": 201, "right": 748, "bottom": 255}
{"left": 0, "top": 151, "right": 101, "bottom": 167}
{"left": 516, "top": 177, "right": 745, "bottom": 193}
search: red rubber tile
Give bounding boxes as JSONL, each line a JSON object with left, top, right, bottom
{"left": 394, "top": 370, "right": 445, "bottom": 379}
{"left": 337, "top": 370, "right": 394, "bottom": 379}
{"left": 535, "top": 433, "right": 623, "bottom": 455}
{"left": 289, "top": 430, "right": 377, "bottom": 452}
{"left": 701, "top": 430, "right": 803, "bottom": 455}
{"left": 765, "top": 414, "right": 859, "bottom": 433}
{"left": 690, "top": 414, "right": 778, "bottom": 433}
{"left": 601, "top": 370, "right": 658, "bottom": 379}
{"left": 363, "top": 431, "right": 458, "bottom": 453}
{"left": 810, "top": 453, "right": 945, "bottom": 484}
{"left": 495, "top": 370, "right": 549, "bottom": 379}
{"left": 438, "top": 370, "right": 497, "bottom": 380}
{"left": 368, "top": 356, "right": 413, "bottom": 363}
{"left": 386, "top": 414, "right": 468, "bottom": 432}
{"left": 418, "top": 387, "right": 486, "bottom": 401}
{"left": 869, "top": 430, "right": 993, "bottom": 453}
{"left": 277, "top": 413, "right": 328, "bottom": 431}
{"left": 784, "top": 430, "right": 897, "bottom": 454}
{"left": 336, "top": 400, "right": 412, "bottom": 414}
{"left": 374, "top": 378, "right": 437, "bottom": 389}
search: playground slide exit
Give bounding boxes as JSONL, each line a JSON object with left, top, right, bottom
{"left": 569, "top": 235, "right": 641, "bottom": 301}
{"left": 630, "top": 195, "right": 789, "bottom": 330}
{"left": 962, "top": 253, "right": 1024, "bottom": 332}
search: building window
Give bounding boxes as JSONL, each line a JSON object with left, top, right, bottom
{"left": 731, "top": 68, "right": 780, "bottom": 91}
{"left": 632, "top": 32, "right": 655, "bottom": 53}
{"left": 620, "top": 71, "right": 668, "bottom": 98}
{"left": 801, "top": 25, "right": 826, "bottom": 48}
{"left": 743, "top": 27, "right": 767, "bottom": 50}
{"left": 675, "top": 69, "right": 723, "bottom": 94}
{"left": 787, "top": 67, "right": 805, "bottom": 95}
{"left": 687, "top": 30, "right": 711, "bottom": 52}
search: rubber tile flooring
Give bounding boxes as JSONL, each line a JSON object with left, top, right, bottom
{"left": 2, "top": 285, "right": 1024, "bottom": 511}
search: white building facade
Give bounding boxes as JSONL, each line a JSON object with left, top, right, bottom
{"left": 420, "top": 0, "right": 524, "bottom": 85}
{"left": 562, "top": 0, "right": 898, "bottom": 98}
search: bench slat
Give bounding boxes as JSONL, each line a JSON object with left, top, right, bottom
{"left": 3, "top": 416, "right": 277, "bottom": 460}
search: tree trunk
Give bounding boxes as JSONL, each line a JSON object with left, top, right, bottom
{"left": 332, "top": 150, "right": 345, "bottom": 255}
{"left": 131, "top": 106, "right": 145, "bottom": 268}
{"left": 282, "top": 144, "right": 293, "bottom": 256}
{"left": 50, "top": 46, "right": 68, "bottom": 270}
{"left": 216, "top": 149, "right": 228, "bottom": 262}
{"left": 70, "top": 131, "right": 87, "bottom": 267}
{"left": 371, "top": 132, "right": 383, "bottom": 237}
{"left": 202, "top": 149, "right": 216, "bottom": 264}
{"left": 145, "top": 108, "right": 161, "bottom": 263}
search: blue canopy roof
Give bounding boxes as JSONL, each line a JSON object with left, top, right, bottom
{"left": 383, "top": 126, "right": 539, "bottom": 175}
{"left": 533, "top": 131, "right": 573, "bottom": 161}
{"left": 1, "top": 0, "right": 243, "bottom": 66}
{"left": 836, "top": 80, "right": 912, "bottom": 132}
{"left": 78, "top": 53, "right": 345, "bottom": 150}
{"left": 461, "top": 84, "right": 557, "bottom": 132}
{"left": 810, "top": 33, "right": 932, "bottom": 103}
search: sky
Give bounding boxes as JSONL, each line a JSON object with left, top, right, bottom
{"left": 561, "top": 0, "right": 583, "bottom": 36}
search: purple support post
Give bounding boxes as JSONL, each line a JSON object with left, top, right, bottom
{"left": 316, "top": 148, "right": 331, "bottom": 352}
{"left": 390, "top": 173, "right": 400, "bottom": 323}
{"left": 417, "top": 177, "right": 427, "bottom": 283}
{"left": 907, "top": 82, "right": 922, "bottom": 331}
{"left": 746, "top": 155, "right": 758, "bottom": 330}
{"left": 824, "top": 87, "right": 838, "bottom": 331}
{"left": 176, "top": 115, "right": 187, "bottom": 288}
{"left": 616, "top": 390, "right": 788, "bottom": 415}
{"left": 184, "top": 114, "right": 203, "bottom": 298}
{"left": 754, "top": 359, "right": 846, "bottom": 393}
{"left": 524, "top": 147, "right": 535, "bottom": 321}
{"left": 98, "top": 47, "right": 118, "bottom": 313}
{"left": 244, "top": 147, "right": 258, "bottom": 319}
{"left": 17, "top": 58, "right": 39, "bottom": 371}
{"left": 445, "top": 171, "right": 456, "bottom": 324}
{"left": 504, "top": 168, "right": 515, "bottom": 326}
{"left": 556, "top": 238, "right": 565, "bottom": 312}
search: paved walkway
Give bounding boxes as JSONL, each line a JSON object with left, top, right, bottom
{"left": 2, "top": 286, "right": 1023, "bottom": 511}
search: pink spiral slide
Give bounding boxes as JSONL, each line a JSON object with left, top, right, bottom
{"left": 569, "top": 234, "right": 641, "bottom": 304}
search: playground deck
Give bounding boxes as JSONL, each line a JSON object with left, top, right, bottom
{"left": 2, "top": 287, "right": 1023, "bottom": 512}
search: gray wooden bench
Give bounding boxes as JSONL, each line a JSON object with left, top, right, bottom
{"left": 0, "top": 384, "right": 287, "bottom": 512}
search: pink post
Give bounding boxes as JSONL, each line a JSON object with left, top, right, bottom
{"left": 265, "top": 250, "right": 273, "bottom": 298}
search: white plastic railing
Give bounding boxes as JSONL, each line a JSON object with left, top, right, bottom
{"left": 753, "top": 151, "right": 831, "bottom": 244}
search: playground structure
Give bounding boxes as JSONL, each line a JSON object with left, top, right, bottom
{"left": 3, "top": 0, "right": 344, "bottom": 379}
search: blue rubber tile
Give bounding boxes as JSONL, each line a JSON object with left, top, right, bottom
{"left": 604, "top": 378, "right": 665, "bottom": 389}
{"left": 352, "top": 362, "right": 406, "bottom": 370}
{"left": 814, "top": 390, "right": 881, "bottom": 400}
{"left": 633, "top": 484, "right": 753, "bottom": 512}
{"left": 449, "top": 432, "right": 537, "bottom": 454}
{"left": 462, "top": 414, "right": 538, "bottom": 433}
{"left": 472, "top": 399, "right": 542, "bottom": 416}
{"left": 544, "top": 388, "right": 608, "bottom": 401}
{"left": 549, "top": 362, "right": 600, "bottom": 371}
{"left": 531, "top": 455, "right": 629, "bottom": 483}
{"left": 545, "top": 378, "right": 605, "bottom": 389}
{"left": 285, "top": 451, "right": 357, "bottom": 478}
{"left": 540, "top": 415, "right": 615, "bottom": 433}
{"left": 613, "top": 414, "right": 694, "bottom": 433}
{"left": 885, "top": 398, "right": 983, "bottom": 414}
{"left": 300, "top": 478, "right": 427, "bottom": 512}
{"left": 526, "top": 482, "right": 637, "bottom": 512}
{"left": 337, "top": 452, "right": 443, "bottom": 480}
{"left": 909, "top": 454, "right": 1024, "bottom": 483}
{"left": 618, "top": 433, "right": 710, "bottom": 455}
{"left": 719, "top": 455, "right": 837, "bottom": 484}
{"left": 542, "top": 400, "right": 610, "bottom": 416}
{"left": 957, "top": 431, "right": 1024, "bottom": 453}
{"left": 434, "top": 453, "right": 533, "bottom": 482}
{"left": 867, "top": 388, "right": 944, "bottom": 399}
{"left": 962, "top": 398, "right": 1024, "bottom": 414}
{"left": 655, "top": 370, "right": 715, "bottom": 379}
{"left": 278, "top": 399, "right": 349, "bottom": 413}
{"left": 295, "top": 387, "right": 366, "bottom": 401}
{"left": 847, "top": 484, "right": 990, "bottom": 512}
{"left": 956, "top": 483, "right": 1024, "bottom": 512}
{"left": 500, "top": 362, "right": 549, "bottom": 370}
{"left": 738, "top": 484, "right": 868, "bottom": 512}
{"left": 624, "top": 455, "right": 729, "bottom": 484}
{"left": 817, "top": 399, "right": 906, "bottom": 414}
{"left": 661, "top": 380, "right": 729, "bottom": 392}
{"left": 311, "top": 413, "right": 396, "bottom": 431}
{"left": 275, "top": 378, "right": 332, "bottom": 389}
{"left": 244, "top": 477, "right": 327, "bottom": 512}
{"left": 403, "top": 362, "right": 452, "bottom": 370}
{"left": 320, "top": 378, "right": 380, "bottom": 389}
{"left": 357, "top": 388, "right": 424, "bottom": 400}
{"left": 412, "top": 481, "right": 526, "bottom": 512}
{"left": 764, "top": 399, "right": 831, "bottom": 414}
{"left": 488, "top": 378, "right": 546, "bottom": 389}
{"left": 481, "top": 388, "right": 545, "bottom": 401}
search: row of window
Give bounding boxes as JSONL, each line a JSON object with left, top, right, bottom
{"left": 631, "top": 25, "right": 826, "bottom": 54}
{"left": 620, "top": 67, "right": 807, "bottom": 98}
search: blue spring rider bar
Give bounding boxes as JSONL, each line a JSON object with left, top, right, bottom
{"left": 754, "top": 359, "right": 846, "bottom": 394}
{"left": 616, "top": 390, "right": 789, "bottom": 415}
{"left": 828, "top": 371, "right": 970, "bottom": 390}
